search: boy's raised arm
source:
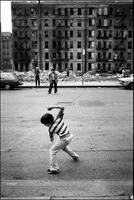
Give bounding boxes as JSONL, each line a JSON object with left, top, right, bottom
{"left": 47, "top": 106, "right": 65, "bottom": 119}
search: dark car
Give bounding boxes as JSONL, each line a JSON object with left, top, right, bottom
{"left": 0, "top": 72, "right": 23, "bottom": 90}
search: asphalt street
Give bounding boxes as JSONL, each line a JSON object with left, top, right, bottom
{"left": 1, "top": 87, "right": 133, "bottom": 199}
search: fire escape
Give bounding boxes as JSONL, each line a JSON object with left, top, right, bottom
{"left": 96, "top": 9, "right": 109, "bottom": 71}
{"left": 113, "top": 10, "right": 127, "bottom": 70}
{"left": 52, "top": 7, "right": 70, "bottom": 71}
{"left": 15, "top": 8, "right": 31, "bottom": 70}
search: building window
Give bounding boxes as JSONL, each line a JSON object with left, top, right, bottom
{"left": 65, "top": 52, "right": 68, "bottom": 59}
{"left": 53, "top": 30, "right": 56, "bottom": 37}
{"left": 97, "top": 63, "right": 101, "bottom": 70}
{"left": 44, "top": 19, "right": 49, "bottom": 26}
{"left": 103, "top": 63, "right": 106, "bottom": 71}
{"left": 44, "top": 9, "right": 48, "bottom": 15}
{"left": 89, "top": 8, "right": 94, "bottom": 15}
{"left": 70, "top": 41, "right": 73, "bottom": 48}
{"left": 45, "top": 62, "right": 49, "bottom": 70}
{"left": 70, "top": 19, "right": 73, "bottom": 26}
{"left": 78, "top": 8, "right": 81, "bottom": 15}
{"left": 109, "top": 7, "right": 113, "bottom": 15}
{"left": 104, "top": 19, "right": 108, "bottom": 26}
{"left": 70, "top": 8, "right": 74, "bottom": 15}
{"left": 70, "top": 63, "right": 73, "bottom": 70}
{"left": 45, "top": 31, "right": 48, "bottom": 38}
{"left": 53, "top": 41, "right": 56, "bottom": 48}
{"left": 77, "top": 52, "right": 81, "bottom": 59}
{"left": 128, "top": 42, "right": 132, "bottom": 49}
{"left": 32, "top": 41, "right": 38, "bottom": 48}
{"left": 129, "top": 8, "right": 133, "bottom": 15}
{"left": 77, "top": 63, "right": 81, "bottom": 71}
{"left": 58, "top": 63, "right": 62, "bottom": 71}
{"left": 77, "top": 41, "right": 81, "bottom": 48}
{"left": 88, "top": 63, "right": 92, "bottom": 70}
{"left": 70, "top": 52, "right": 73, "bottom": 59}
{"left": 32, "top": 52, "right": 38, "bottom": 60}
{"left": 31, "top": 30, "right": 38, "bottom": 38}
{"left": 77, "top": 30, "right": 81, "bottom": 37}
{"left": 65, "top": 41, "right": 68, "bottom": 48}
{"left": 77, "top": 19, "right": 81, "bottom": 26}
{"left": 53, "top": 19, "right": 55, "bottom": 26}
{"left": 45, "top": 41, "right": 49, "bottom": 48}
{"left": 53, "top": 52, "right": 56, "bottom": 59}
{"left": 88, "top": 41, "right": 92, "bottom": 48}
{"left": 104, "top": 7, "right": 108, "bottom": 15}
{"left": 89, "top": 19, "right": 92, "bottom": 26}
{"left": 128, "top": 30, "right": 132, "bottom": 38}
{"left": 70, "top": 30, "right": 73, "bottom": 37}
{"left": 88, "top": 52, "right": 92, "bottom": 59}
{"left": 109, "top": 41, "right": 112, "bottom": 48}
{"left": 108, "top": 52, "right": 112, "bottom": 59}
{"left": 14, "top": 41, "right": 17, "bottom": 48}
{"left": 129, "top": 19, "right": 133, "bottom": 26}
{"left": 30, "top": 8, "right": 37, "bottom": 15}
{"left": 127, "top": 52, "right": 132, "bottom": 60}
{"left": 58, "top": 8, "right": 61, "bottom": 15}
{"left": 98, "top": 8, "right": 102, "bottom": 15}
{"left": 31, "top": 19, "right": 37, "bottom": 27}
{"left": 116, "top": 8, "right": 120, "bottom": 16}
{"left": 65, "top": 8, "right": 68, "bottom": 15}
{"left": 45, "top": 52, "right": 49, "bottom": 59}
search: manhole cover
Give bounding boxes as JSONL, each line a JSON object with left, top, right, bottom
{"left": 79, "top": 100, "right": 105, "bottom": 107}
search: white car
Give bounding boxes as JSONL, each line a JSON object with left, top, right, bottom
{"left": 119, "top": 75, "right": 133, "bottom": 90}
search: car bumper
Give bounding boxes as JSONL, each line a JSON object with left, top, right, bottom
{"left": 119, "top": 81, "right": 129, "bottom": 87}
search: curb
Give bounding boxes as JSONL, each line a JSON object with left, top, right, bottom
{"left": 1, "top": 196, "right": 131, "bottom": 200}
{"left": 18, "top": 85, "right": 122, "bottom": 89}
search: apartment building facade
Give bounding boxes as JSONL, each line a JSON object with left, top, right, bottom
{"left": 11, "top": 0, "right": 133, "bottom": 74}
{"left": 1, "top": 32, "right": 13, "bottom": 71}
{"left": 0, "top": 23, "right": 2, "bottom": 70}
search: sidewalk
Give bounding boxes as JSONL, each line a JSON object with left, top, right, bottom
{"left": 20, "top": 80, "right": 121, "bottom": 88}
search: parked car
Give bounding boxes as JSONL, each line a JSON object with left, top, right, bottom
{"left": 119, "top": 75, "right": 133, "bottom": 90}
{"left": 0, "top": 72, "right": 23, "bottom": 90}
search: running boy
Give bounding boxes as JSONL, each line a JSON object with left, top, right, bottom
{"left": 40, "top": 106, "right": 79, "bottom": 174}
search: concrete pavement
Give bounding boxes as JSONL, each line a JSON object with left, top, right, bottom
{"left": 1, "top": 87, "right": 133, "bottom": 200}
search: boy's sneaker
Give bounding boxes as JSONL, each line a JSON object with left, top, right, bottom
{"left": 47, "top": 169, "right": 58, "bottom": 174}
{"left": 73, "top": 156, "right": 79, "bottom": 161}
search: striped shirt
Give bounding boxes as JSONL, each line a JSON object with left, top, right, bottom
{"left": 49, "top": 118, "right": 70, "bottom": 139}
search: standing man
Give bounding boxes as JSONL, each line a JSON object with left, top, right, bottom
{"left": 48, "top": 68, "right": 58, "bottom": 94}
{"left": 35, "top": 67, "right": 40, "bottom": 86}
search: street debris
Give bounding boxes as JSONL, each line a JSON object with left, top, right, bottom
{"left": 1, "top": 69, "right": 130, "bottom": 83}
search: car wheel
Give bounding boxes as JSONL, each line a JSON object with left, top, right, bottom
{"left": 5, "top": 84, "right": 11, "bottom": 90}
{"left": 129, "top": 82, "right": 133, "bottom": 90}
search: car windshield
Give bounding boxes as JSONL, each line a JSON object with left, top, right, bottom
{"left": 1, "top": 73, "right": 16, "bottom": 80}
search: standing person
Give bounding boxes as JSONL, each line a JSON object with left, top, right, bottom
{"left": 35, "top": 67, "right": 40, "bottom": 86}
{"left": 48, "top": 68, "right": 58, "bottom": 94}
{"left": 40, "top": 106, "right": 79, "bottom": 174}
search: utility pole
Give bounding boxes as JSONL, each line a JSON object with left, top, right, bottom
{"left": 38, "top": 0, "right": 42, "bottom": 70}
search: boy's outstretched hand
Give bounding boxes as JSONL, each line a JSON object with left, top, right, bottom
{"left": 47, "top": 107, "right": 52, "bottom": 111}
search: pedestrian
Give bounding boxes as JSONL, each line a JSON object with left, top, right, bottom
{"left": 122, "top": 67, "right": 126, "bottom": 78}
{"left": 48, "top": 68, "right": 58, "bottom": 94}
{"left": 35, "top": 67, "right": 40, "bottom": 86}
{"left": 40, "top": 106, "right": 79, "bottom": 174}
{"left": 125, "top": 67, "right": 130, "bottom": 77}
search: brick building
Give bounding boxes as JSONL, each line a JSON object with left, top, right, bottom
{"left": 1, "top": 32, "right": 13, "bottom": 71}
{"left": 11, "top": 0, "right": 133, "bottom": 74}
